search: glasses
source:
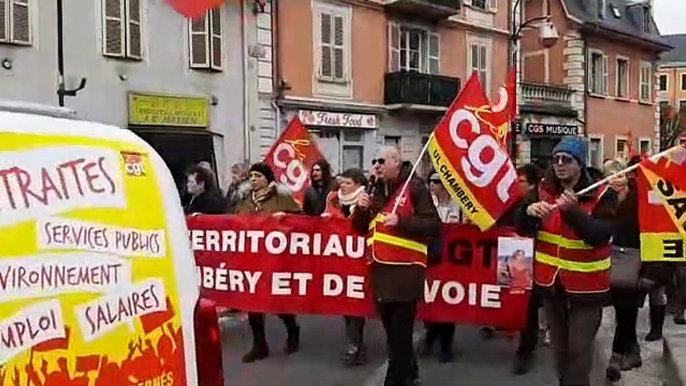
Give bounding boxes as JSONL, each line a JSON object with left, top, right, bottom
{"left": 371, "top": 158, "right": 385, "bottom": 166}
{"left": 552, "top": 154, "right": 574, "bottom": 165}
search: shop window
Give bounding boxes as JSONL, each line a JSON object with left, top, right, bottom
{"left": 102, "top": 0, "right": 142, "bottom": 59}
{"left": 384, "top": 135, "right": 401, "bottom": 147}
{"left": 189, "top": 8, "right": 223, "bottom": 71}
{"left": 0, "top": 0, "right": 30, "bottom": 45}
{"left": 311, "top": 128, "right": 366, "bottom": 173}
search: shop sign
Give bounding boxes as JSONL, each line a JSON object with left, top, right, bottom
{"left": 299, "top": 110, "right": 377, "bottom": 129}
{"left": 128, "top": 93, "right": 209, "bottom": 127}
{"left": 525, "top": 123, "right": 578, "bottom": 136}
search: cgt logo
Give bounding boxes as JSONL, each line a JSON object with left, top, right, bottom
{"left": 121, "top": 151, "right": 147, "bottom": 177}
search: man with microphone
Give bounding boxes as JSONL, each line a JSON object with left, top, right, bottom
{"left": 352, "top": 146, "right": 441, "bottom": 386}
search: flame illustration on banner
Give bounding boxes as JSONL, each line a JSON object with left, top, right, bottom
{"left": 427, "top": 72, "right": 520, "bottom": 231}
{"left": 263, "top": 117, "right": 325, "bottom": 204}
{"left": 489, "top": 68, "right": 517, "bottom": 148}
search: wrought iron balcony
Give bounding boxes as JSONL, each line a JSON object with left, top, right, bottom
{"left": 384, "top": 71, "right": 461, "bottom": 108}
{"left": 383, "top": 0, "right": 460, "bottom": 20}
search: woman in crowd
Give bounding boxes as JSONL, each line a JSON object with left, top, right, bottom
{"left": 235, "top": 162, "right": 303, "bottom": 363}
{"left": 322, "top": 168, "right": 368, "bottom": 366}
{"left": 184, "top": 164, "right": 225, "bottom": 215}
{"left": 602, "top": 159, "right": 643, "bottom": 383}
{"left": 420, "top": 172, "right": 463, "bottom": 363}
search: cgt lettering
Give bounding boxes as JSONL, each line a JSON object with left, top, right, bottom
{"left": 447, "top": 108, "right": 516, "bottom": 203}
{"left": 136, "top": 371, "right": 174, "bottom": 386}
{"left": 273, "top": 143, "right": 307, "bottom": 192}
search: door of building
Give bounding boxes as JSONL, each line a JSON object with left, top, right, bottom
{"left": 530, "top": 137, "right": 561, "bottom": 170}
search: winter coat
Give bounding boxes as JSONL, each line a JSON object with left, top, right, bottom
{"left": 234, "top": 183, "right": 302, "bottom": 215}
{"left": 225, "top": 179, "right": 251, "bottom": 214}
{"left": 185, "top": 189, "right": 226, "bottom": 215}
{"left": 351, "top": 161, "right": 441, "bottom": 303}
{"left": 303, "top": 182, "right": 333, "bottom": 216}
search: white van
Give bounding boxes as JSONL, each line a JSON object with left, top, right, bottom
{"left": 0, "top": 100, "right": 222, "bottom": 386}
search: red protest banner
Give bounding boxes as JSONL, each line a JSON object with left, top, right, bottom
{"left": 427, "top": 72, "right": 520, "bottom": 231}
{"left": 188, "top": 214, "right": 531, "bottom": 330}
{"left": 490, "top": 67, "right": 517, "bottom": 148}
{"left": 164, "top": 0, "right": 224, "bottom": 18}
{"left": 263, "top": 117, "right": 325, "bottom": 204}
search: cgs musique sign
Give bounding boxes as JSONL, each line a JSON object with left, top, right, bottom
{"left": 525, "top": 123, "right": 578, "bottom": 137}
{"left": 265, "top": 117, "right": 325, "bottom": 203}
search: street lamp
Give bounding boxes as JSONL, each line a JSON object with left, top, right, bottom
{"left": 508, "top": 0, "right": 559, "bottom": 161}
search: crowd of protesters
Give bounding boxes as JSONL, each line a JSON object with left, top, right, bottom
{"left": 180, "top": 138, "right": 686, "bottom": 386}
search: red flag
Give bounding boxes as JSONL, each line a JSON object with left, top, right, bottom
{"left": 427, "top": 72, "right": 519, "bottom": 231}
{"left": 33, "top": 326, "right": 70, "bottom": 352}
{"left": 75, "top": 355, "right": 101, "bottom": 373}
{"left": 640, "top": 144, "right": 686, "bottom": 191}
{"left": 140, "top": 297, "right": 176, "bottom": 334}
{"left": 490, "top": 68, "right": 517, "bottom": 148}
{"left": 165, "top": 0, "right": 223, "bottom": 18}
{"left": 263, "top": 117, "right": 325, "bottom": 204}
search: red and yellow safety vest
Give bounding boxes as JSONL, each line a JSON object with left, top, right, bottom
{"left": 367, "top": 185, "right": 428, "bottom": 267}
{"left": 534, "top": 187, "right": 611, "bottom": 293}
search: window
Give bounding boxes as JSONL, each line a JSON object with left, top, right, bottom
{"left": 0, "top": 0, "right": 30, "bottom": 45}
{"left": 616, "top": 138, "right": 627, "bottom": 160}
{"left": 616, "top": 57, "right": 629, "bottom": 98}
{"left": 679, "top": 100, "right": 686, "bottom": 112}
{"left": 383, "top": 135, "right": 401, "bottom": 147}
{"left": 470, "top": 0, "right": 491, "bottom": 10}
{"left": 388, "top": 23, "right": 439, "bottom": 74}
{"left": 470, "top": 42, "right": 489, "bottom": 90}
{"left": 342, "top": 130, "right": 364, "bottom": 171}
{"left": 317, "top": 9, "right": 348, "bottom": 82}
{"left": 639, "top": 62, "right": 652, "bottom": 102}
{"left": 313, "top": 129, "right": 366, "bottom": 172}
{"left": 642, "top": 6, "right": 651, "bottom": 33}
{"left": 681, "top": 74, "right": 686, "bottom": 91}
{"left": 658, "top": 74, "right": 668, "bottom": 91}
{"left": 189, "top": 8, "right": 222, "bottom": 71}
{"left": 589, "top": 51, "right": 608, "bottom": 95}
{"left": 639, "top": 138, "right": 651, "bottom": 155}
{"left": 589, "top": 137, "right": 603, "bottom": 168}
{"left": 597, "top": 0, "right": 606, "bottom": 18}
{"left": 102, "top": 0, "right": 142, "bottom": 59}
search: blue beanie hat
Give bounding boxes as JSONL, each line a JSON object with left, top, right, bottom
{"left": 553, "top": 136, "right": 587, "bottom": 167}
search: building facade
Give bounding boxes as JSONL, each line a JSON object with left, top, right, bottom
{"left": 0, "top": 0, "right": 276, "bottom": 192}
{"left": 518, "top": 0, "right": 670, "bottom": 168}
{"left": 657, "top": 34, "right": 686, "bottom": 116}
{"left": 275, "top": 0, "right": 510, "bottom": 176}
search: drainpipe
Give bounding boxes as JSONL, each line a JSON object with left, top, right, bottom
{"left": 272, "top": 0, "right": 282, "bottom": 135}
{"left": 240, "top": 0, "right": 252, "bottom": 163}
{"left": 582, "top": 37, "right": 588, "bottom": 139}
{"left": 56, "top": 0, "right": 86, "bottom": 107}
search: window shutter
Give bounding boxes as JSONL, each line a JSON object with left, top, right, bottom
{"left": 126, "top": 0, "right": 142, "bottom": 59}
{"left": 0, "top": 0, "right": 7, "bottom": 42}
{"left": 602, "top": 55, "right": 608, "bottom": 94}
{"left": 210, "top": 8, "right": 222, "bottom": 70}
{"left": 10, "top": 0, "right": 29, "bottom": 44}
{"left": 189, "top": 13, "right": 209, "bottom": 68}
{"left": 333, "top": 15, "right": 344, "bottom": 80}
{"left": 388, "top": 22, "right": 399, "bottom": 72}
{"left": 103, "top": 0, "right": 124, "bottom": 57}
{"left": 319, "top": 12, "right": 332, "bottom": 79}
{"left": 427, "top": 32, "right": 439, "bottom": 75}
{"left": 479, "top": 44, "right": 487, "bottom": 87}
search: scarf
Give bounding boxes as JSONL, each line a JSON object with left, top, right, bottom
{"left": 338, "top": 186, "right": 365, "bottom": 207}
{"left": 251, "top": 182, "right": 276, "bottom": 210}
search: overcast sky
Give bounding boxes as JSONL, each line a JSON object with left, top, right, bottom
{"left": 654, "top": 0, "right": 685, "bottom": 35}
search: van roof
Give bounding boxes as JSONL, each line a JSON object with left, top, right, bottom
{"left": 0, "top": 99, "right": 77, "bottom": 119}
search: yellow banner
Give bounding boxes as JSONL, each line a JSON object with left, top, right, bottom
{"left": 0, "top": 131, "right": 187, "bottom": 385}
{"left": 428, "top": 136, "right": 495, "bottom": 230}
{"left": 128, "top": 93, "right": 209, "bottom": 127}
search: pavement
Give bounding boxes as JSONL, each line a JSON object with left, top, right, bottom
{"left": 217, "top": 307, "right": 681, "bottom": 386}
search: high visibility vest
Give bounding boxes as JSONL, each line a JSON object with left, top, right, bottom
{"left": 367, "top": 185, "right": 428, "bottom": 267}
{"left": 534, "top": 187, "right": 611, "bottom": 293}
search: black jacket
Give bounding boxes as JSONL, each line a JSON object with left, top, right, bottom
{"left": 185, "top": 190, "right": 226, "bottom": 215}
{"left": 303, "top": 182, "right": 332, "bottom": 216}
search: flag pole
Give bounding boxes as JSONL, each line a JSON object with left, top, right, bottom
{"left": 391, "top": 133, "right": 435, "bottom": 214}
{"left": 574, "top": 145, "right": 681, "bottom": 197}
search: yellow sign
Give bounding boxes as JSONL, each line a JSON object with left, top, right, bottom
{"left": 0, "top": 119, "right": 189, "bottom": 385}
{"left": 128, "top": 93, "right": 209, "bottom": 127}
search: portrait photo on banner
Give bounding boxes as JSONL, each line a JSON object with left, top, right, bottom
{"left": 496, "top": 237, "right": 534, "bottom": 293}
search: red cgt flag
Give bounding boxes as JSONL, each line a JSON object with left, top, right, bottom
{"left": 427, "top": 72, "right": 519, "bottom": 231}
{"left": 489, "top": 67, "right": 517, "bottom": 148}
{"left": 640, "top": 144, "right": 686, "bottom": 191}
{"left": 263, "top": 117, "right": 325, "bottom": 204}
{"left": 165, "top": 0, "right": 224, "bottom": 18}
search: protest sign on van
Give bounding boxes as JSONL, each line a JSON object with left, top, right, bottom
{"left": 0, "top": 112, "right": 196, "bottom": 386}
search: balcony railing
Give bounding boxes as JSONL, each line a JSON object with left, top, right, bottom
{"left": 383, "top": 0, "right": 460, "bottom": 20}
{"left": 384, "top": 72, "right": 461, "bottom": 107}
{"left": 521, "top": 82, "right": 573, "bottom": 105}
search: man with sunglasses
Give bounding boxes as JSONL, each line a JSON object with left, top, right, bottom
{"left": 352, "top": 146, "right": 441, "bottom": 386}
{"left": 515, "top": 136, "right": 618, "bottom": 386}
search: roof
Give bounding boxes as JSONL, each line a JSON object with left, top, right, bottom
{"left": 660, "top": 34, "right": 686, "bottom": 63}
{"left": 562, "top": 0, "right": 671, "bottom": 51}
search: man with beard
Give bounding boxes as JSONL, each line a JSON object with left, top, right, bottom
{"left": 352, "top": 146, "right": 441, "bottom": 386}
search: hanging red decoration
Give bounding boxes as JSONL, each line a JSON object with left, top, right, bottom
{"left": 165, "top": 0, "right": 225, "bottom": 18}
